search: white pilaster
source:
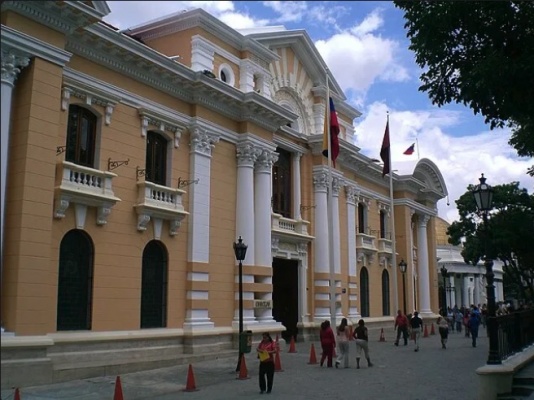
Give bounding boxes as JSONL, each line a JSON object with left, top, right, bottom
{"left": 463, "top": 275, "right": 471, "bottom": 307}
{"left": 313, "top": 169, "right": 329, "bottom": 321}
{"left": 292, "top": 152, "right": 302, "bottom": 220}
{"left": 417, "top": 214, "right": 432, "bottom": 316}
{"left": 254, "top": 148, "right": 278, "bottom": 324}
{"left": 298, "top": 254, "right": 310, "bottom": 323}
{"left": 345, "top": 185, "right": 358, "bottom": 320}
{"left": 184, "top": 126, "right": 219, "bottom": 331}
{"left": 1, "top": 51, "right": 30, "bottom": 274}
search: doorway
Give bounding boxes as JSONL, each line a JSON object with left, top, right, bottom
{"left": 272, "top": 258, "right": 299, "bottom": 342}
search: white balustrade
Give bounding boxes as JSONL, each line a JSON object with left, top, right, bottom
{"left": 57, "top": 161, "right": 116, "bottom": 198}
{"left": 271, "top": 213, "right": 311, "bottom": 237}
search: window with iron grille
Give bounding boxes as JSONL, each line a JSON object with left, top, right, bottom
{"left": 382, "top": 269, "right": 390, "bottom": 316}
{"left": 358, "top": 203, "right": 367, "bottom": 234}
{"left": 146, "top": 131, "right": 167, "bottom": 186}
{"left": 66, "top": 105, "right": 97, "bottom": 168}
{"left": 380, "top": 210, "right": 387, "bottom": 239}
{"left": 360, "top": 267, "right": 370, "bottom": 317}
{"left": 272, "top": 148, "right": 292, "bottom": 218}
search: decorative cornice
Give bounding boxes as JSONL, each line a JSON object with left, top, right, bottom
{"left": 138, "top": 107, "right": 185, "bottom": 148}
{"left": 311, "top": 86, "right": 362, "bottom": 120}
{"left": 1, "top": 24, "right": 72, "bottom": 67}
{"left": 272, "top": 134, "right": 307, "bottom": 154}
{"left": 395, "top": 198, "right": 437, "bottom": 217}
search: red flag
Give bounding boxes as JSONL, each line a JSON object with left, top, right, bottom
{"left": 380, "top": 119, "right": 390, "bottom": 177}
{"left": 403, "top": 143, "right": 415, "bottom": 155}
{"left": 322, "top": 97, "right": 340, "bottom": 166}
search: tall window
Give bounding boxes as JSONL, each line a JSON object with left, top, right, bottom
{"left": 272, "top": 148, "right": 292, "bottom": 218}
{"left": 146, "top": 131, "right": 167, "bottom": 186}
{"left": 382, "top": 270, "right": 390, "bottom": 316}
{"left": 380, "top": 210, "right": 387, "bottom": 239}
{"left": 141, "top": 240, "right": 168, "bottom": 328}
{"left": 57, "top": 229, "right": 94, "bottom": 331}
{"left": 358, "top": 203, "right": 367, "bottom": 234}
{"left": 66, "top": 105, "right": 97, "bottom": 168}
{"left": 360, "top": 267, "right": 370, "bottom": 317}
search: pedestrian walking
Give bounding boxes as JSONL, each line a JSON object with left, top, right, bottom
{"left": 410, "top": 311, "right": 423, "bottom": 352}
{"left": 256, "top": 332, "right": 276, "bottom": 394}
{"left": 455, "top": 309, "right": 463, "bottom": 333}
{"left": 437, "top": 315, "right": 449, "bottom": 349}
{"left": 352, "top": 319, "right": 372, "bottom": 369}
{"left": 335, "top": 318, "right": 350, "bottom": 368}
{"left": 319, "top": 320, "right": 335, "bottom": 368}
{"left": 394, "top": 310, "right": 409, "bottom": 346}
{"left": 468, "top": 312, "right": 481, "bottom": 347}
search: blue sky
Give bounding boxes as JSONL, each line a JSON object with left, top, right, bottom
{"left": 105, "top": 1, "right": 532, "bottom": 222}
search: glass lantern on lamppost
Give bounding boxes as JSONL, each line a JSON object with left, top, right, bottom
{"left": 233, "top": 236, "right": 248, "bottom": 372}
{"left": 398, "top": 259, "right": 408, "bottom": 315}
{"left": 472, "top": 174, "right": 500, "bottom": 364}
{"left": 440, "top": 266, "right": 448, "bottom": 316}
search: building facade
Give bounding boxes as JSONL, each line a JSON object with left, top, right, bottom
{"left": 0, "top": 1, "right": 448, "bottom": 386}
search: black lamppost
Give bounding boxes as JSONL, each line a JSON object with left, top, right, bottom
{"left": 399, "top": 259, "right": 407, "bottom": 315}
{"left": 440, "top": 266, "right": 449, "bottom": 315}
{"left": 472, "top": 174, "right": 500, "bottom": 365}
{"left": 233, "top": 236, "right": 248, "bottom": 372}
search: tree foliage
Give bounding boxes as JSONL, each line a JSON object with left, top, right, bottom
{"left": 394, "top": 1, "right": 534, "bottom": 175}
{"left": 447, "top": 182, "right": 534, "bottom": 303}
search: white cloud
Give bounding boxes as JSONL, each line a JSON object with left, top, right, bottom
{"left": 315, "top": 9, "right": 410, "bottom": 97}
{"left": 354, "top": 102, "right": 532, "bottom": 223}
{"left": 262, "top": 1, "right": 308, "bottom": 23}
{"left": 218, "top": 12, "right": 270, "bottom": 29}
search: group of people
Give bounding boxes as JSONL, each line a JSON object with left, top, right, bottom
{"left": 394, "top": 310, "right": 424, "bottom": 351}
{"left": 318, "top": 318, "right": 373, "bottom": 369}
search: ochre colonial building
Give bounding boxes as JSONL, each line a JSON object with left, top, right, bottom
{"left": 1, "top": 1, "right": 448, "bottom": 387}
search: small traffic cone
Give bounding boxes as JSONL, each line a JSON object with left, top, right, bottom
{"left": 183, "top": 364, "right": 199, "bottom": 391}
{"left": 14, "top": 388, "right": 21, "bottom": 400}
{"left": 431, "top": 323, "right": 436, "bottom": 335}
{"left": 423, "top": 324, "right": 429, "bottom": 338}
{"left": 237, "top": 354, "right": 249, "bottom": 380}
{"left": 113, "top": 376, "right": 124, "bottom": 400}
{"left": 274, "top": 348, "right": 284, "bottom": 372}
{"left": 308, "top": 343, "right": 317, "bottom": 364}
{"left": 288, "top": 336, "right": 297, "bottom": 353}
{"left": 379, "top": 328, "right": 386, "bottom": 342}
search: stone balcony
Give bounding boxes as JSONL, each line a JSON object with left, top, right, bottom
{"left": 134, "top": 181, "right": 189, "bottom": 238}
{"left": 271, "top": 213, "right": 314, "bottom": 240}
{"left": 356, "top": 230, "right": 378, "bottom": 264}
{"left": 54, "top": 161, "right": 121, "bottom": 228}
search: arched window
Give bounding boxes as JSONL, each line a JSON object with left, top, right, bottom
{"left": 141, "top": 240, "right": 168, "bottom": 328}
{"left": 379, "top": 210, "right": 387, "bottom": 239}
{"left": 146, "top": 131, "right": 167, "bottom": 186}
{"left": 382, "top": 269, "right": 390, "bottom": 316}
{"left": 66, "top": 105, "right": 97, "bottom": 168}
{"left": 272, "top": 148, "right": 292, "bottom": 218}
{"left": 358, "top": 203, "right": 367, "bottom": 234}
{"left": 57, "top": 229, "right": 94, "bottom": 331}
{"left": 360, "top": 267, "right": 370, "bottom": 317}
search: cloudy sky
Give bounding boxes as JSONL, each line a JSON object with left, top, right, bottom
{"left": 104, "top": 1, "right": 532, "bottom": 223}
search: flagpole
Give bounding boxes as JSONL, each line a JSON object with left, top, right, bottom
{"left": 416, "top": 136, "right": 420, "bottom": 160}
{"left": 387, "top": 112, "right": 399, "bottom": 314}
{"left": 326, "top": 69, "right": 336, "bottom": 329}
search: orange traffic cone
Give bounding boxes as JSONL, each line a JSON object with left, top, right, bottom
{"left": 288, "top": 336, "right": 297, "bottom": 353}
{"left": 423, "top": 324, "right": 429, "bottom": 338}
{"left": 113, "top": 376, "right": 124, "bottom": 400}
{"left": 308, "top": 343, "right": 317, "bottom": 364}
{"left": 431, "top": 323, "right": 436, "bottom": 335}
{"left": 379, "top": 328, "right": 386, "bottom": 342}
{"left": 183, "top": 364, "right": 199, "bottom": 391}
{"left": 274, "top": 348, "right": 284, "bottom": 372}
{"left": 237, "top": 354, "right": 249, "bottom": 380}
{"left": 14, "top": 388, "right": 21, "bottom": 400}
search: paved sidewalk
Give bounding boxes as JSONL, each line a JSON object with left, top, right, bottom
{"left": 1, "top": 328, "right": 498, "bottom": 400}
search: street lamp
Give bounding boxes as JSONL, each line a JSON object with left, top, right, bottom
{"left": 440, "top": 266, "right": 448, "bottom": 316}
{"left": 398, "top": 259, "right": 407, "bottom": 315}
{"left": 233, "top": 236, "right": 248, "bottom": 372}
{"left": 472, "top": 174, "right": 500, "bottom": 364}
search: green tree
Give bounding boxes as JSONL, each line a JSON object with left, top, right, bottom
{"left": 394, "top": 1, "right": 534, "bottom": 176}
{"left": 447, "top": 182, "right": 534, "bottom": 303}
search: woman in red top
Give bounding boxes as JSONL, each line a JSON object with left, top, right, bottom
{"left": 256, "top": 332, "right": 276, "bottom": 394}
{"left": 319, "top": 320, "right": 336, "bottom": 367}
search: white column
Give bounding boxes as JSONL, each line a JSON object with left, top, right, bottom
{"left": 297, "top": 250, "right": 310, "bottom": 323}
{"left": 292, "top": 152, "right": 302, "bottom": 220}
{"left": 1, "top": 51, "right": 30, "bottom": 271}
{"left": 463, "top": 275, "right": 470, "bottom": 307}
{"left": 331, "top": 177, "right": 342, "bottom": 318}
{"left": 449, "top": 275, "right": 456, "bottom": 308}
{"left": 235, "top": 142, "right": 257, "bottom": 326}
{"left": 417, "top": 214, "right": 432, "bottom": 316}
{"left": 345, "top": 185, "right": 358, "bottom": 320}
{"left": 313, "top": 169, "right": 329, "bottom": 321}
{"left": 184, "top": 126, "right": 219, "bottom": 331}
{"left": 254, "top": 148, "right": 278, "bottom": 324}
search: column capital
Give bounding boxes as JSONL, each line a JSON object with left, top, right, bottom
{"left": 345, "top": 185, "right": 359, "bottom": 205}
{"left": 313, "top": 170, "right": 328, "bottom": 193}
{"left": 255, "top": 149, "right": 278, "bottom": 173}
{"left": 236, "top": 142, "right": 258, "bottom": 167}
{"left": 189, "top": 126, "right": 220, "bottom": 157}
{"left": 418, "top": 214, "right": 431, "bottom": 228}
{"left": 1, "top": 50, "right": 30, "bottom": 86}
{"left": 332, "top": 177, "right": 344, "bottom": 196}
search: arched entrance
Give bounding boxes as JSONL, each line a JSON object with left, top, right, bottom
{"left": 141, "top": 240, "right": 168, "bottom": 328}
{"left": 360, "top": 267, "right": 370, "bottom": 317}
{"left": 382, "top": 269, "right": 390, "bottom": 316}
